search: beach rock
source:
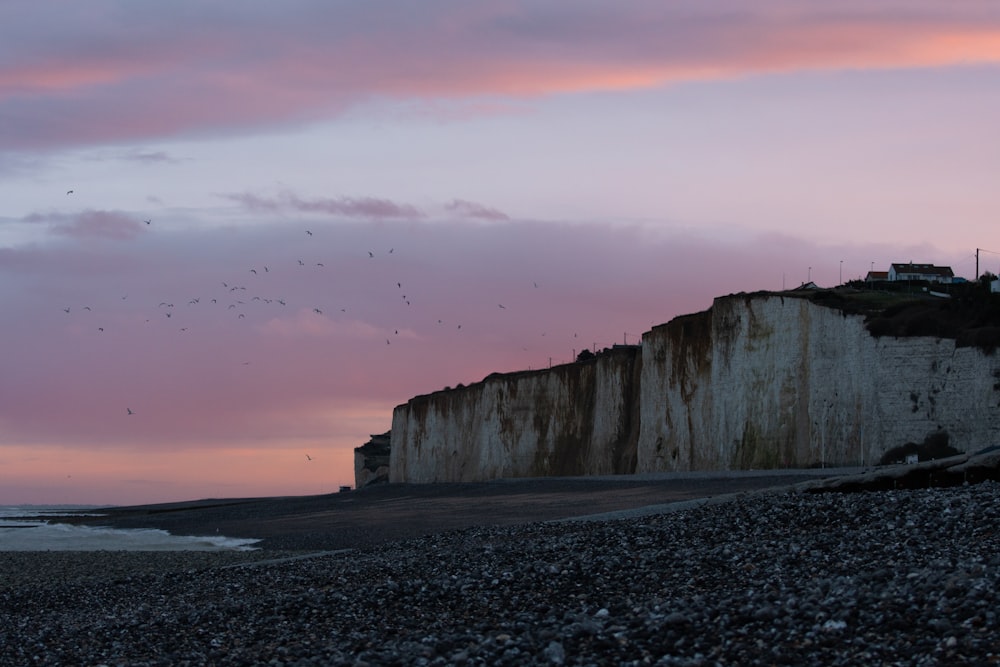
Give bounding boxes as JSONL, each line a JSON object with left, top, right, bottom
{"left": 3, "top": 483, "right": 1000, "bottom": 665}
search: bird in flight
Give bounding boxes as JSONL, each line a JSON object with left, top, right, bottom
{"left": 143, "top": 219, "right": 151, "bottom": 225}
{"left": 127, "top": 408, "right": 134, "bottom": 415}
{"left": 306, "top": 230, "right": 313, "bottom": 236}
{"left": 306, "top": 454, "right": 313, "bottom": 461}
{"left": 66, "top": 190, "right": 74, "bottom": 195}
{"left": 313, "top": 308, "right": 322, "bottom": 314}
{"left": 368, "top": 251, "right": 374, "bottom": 258}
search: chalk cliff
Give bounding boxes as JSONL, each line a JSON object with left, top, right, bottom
{"left": 390, "top": 346, "right": 640, "bottom": 482}
{"left": 639, "top": 294, "right": 1000, "bottom": 472}
{"left": 387, "top": 293, "right": 1000, "bottom": 484}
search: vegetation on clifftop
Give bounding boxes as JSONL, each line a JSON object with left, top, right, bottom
{"left": 785, "top": 278, "right": 1000, "bottom": 354}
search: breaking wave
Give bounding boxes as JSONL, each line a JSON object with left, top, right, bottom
{"left": 0, "top": 518, "right": 259, "bottom": 552}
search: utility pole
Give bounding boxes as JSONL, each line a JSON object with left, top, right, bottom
{"left": 839, "top": 260, "right": 843, "bottom": 285}
{"left": 975, "top": 248, "right": 1000, "bottom": 282}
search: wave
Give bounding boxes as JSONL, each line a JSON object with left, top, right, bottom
{"left": 0, "top": 522, "right": 259, "bottom": 552}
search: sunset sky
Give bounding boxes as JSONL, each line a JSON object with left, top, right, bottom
{"left": 3, "top": 2, "right": 1000, "bottom": 506}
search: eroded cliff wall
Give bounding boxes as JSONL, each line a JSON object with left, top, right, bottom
{"left": 637, "top": 294, "right": 1000, "bottom": 471}
{"left": 390, "top": 346, "right": 640, "bottom": 483}
{"left": 389, "top": 293, "right": 1000, "bottom": 484}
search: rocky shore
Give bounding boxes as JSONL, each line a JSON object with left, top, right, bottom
{"left": 3, "top": 481, "right": 999, "bottom": 665}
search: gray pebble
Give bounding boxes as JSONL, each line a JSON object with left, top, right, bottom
{"left": 3, "top": 483, "right": 1000, "bottom": 665}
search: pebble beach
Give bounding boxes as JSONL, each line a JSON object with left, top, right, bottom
{"left": 3, "top": 481, "right": 999, "bottom": 665}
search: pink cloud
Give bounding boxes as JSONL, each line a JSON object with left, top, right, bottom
{"left": 224, "top": 191, "right": 424, "bottom": 219}
{"left": 42, "top": 210, "right": 146, "bottom": 241}
{"left": 97, "top": 149, "right": 180, "bottom": 164}
{"left": 256, "top": 309, "right": 385, "bottom": 340}
{"left": 223, "top": 192, "right": 281, "bottom": 212}
{"left": 445, "top": 199, "right": 510, "bottom": 221}
{"left": 2, "top": 3, "right": 1000, "bottom": 151}
{"left": 290, "top": 195, "right": 424, "bottom": 220}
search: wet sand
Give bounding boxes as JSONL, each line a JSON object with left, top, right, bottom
{"left": 59, "top": 470, "right": 859, "bottom": 550}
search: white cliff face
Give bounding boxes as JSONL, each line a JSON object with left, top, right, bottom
{"left": 390, "top": 349, "right": 640, "bottom": 483}
{"left": 391, "top": 294, "right": 1000, "bottom": 483}
{"left": 637, "top": 295, "right": 1000, "bottom": 471}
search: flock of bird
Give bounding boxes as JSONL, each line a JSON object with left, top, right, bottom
{"left": 58, "top": 225, "right": 517, "bottom": 342}
{"left": 54, "top": 197, "right": 576, "bottom": 428}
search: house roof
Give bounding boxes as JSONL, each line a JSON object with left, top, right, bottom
{"left": 866, "top": 271, "right": 889, "bottom": 280}
{"left": 890, "top": 263, "right": 954, "bottom": 277}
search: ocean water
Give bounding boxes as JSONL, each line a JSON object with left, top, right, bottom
{"left": 0, "top": 507, "right": 259, "bottom": 551}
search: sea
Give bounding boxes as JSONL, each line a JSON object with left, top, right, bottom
{"left": 0, "top": 506, "right": 259, "bottom": 551}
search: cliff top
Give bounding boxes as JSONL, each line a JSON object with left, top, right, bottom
{"left": 760, "top": 283, "right": 1000, "bottom": 353}
{"left": 654, "top": 283, "right": 1000, "bottom": 354}
{"left": 399, "top": 344, "right": 641, "bottom": 408}
{"left": 398, "top": 283, "right": 1000, "bottom": 413}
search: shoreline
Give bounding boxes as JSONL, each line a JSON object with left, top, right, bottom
{"left": 35, "top": 469, "right": 862, "bottom": 551}
{"left": 7, "top": 454, "right": 997, "bottom": 553}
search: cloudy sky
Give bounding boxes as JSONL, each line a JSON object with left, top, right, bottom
{"left": 3, "top": 2, "right": 999, "bottom": 505}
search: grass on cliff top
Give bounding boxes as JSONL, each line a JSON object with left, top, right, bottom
{"left": 790, "top": 283, "right": 1000, "bottom": 354}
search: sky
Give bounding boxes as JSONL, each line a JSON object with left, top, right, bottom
{"left": 2, "top": 2, "right": 1000, "bottom": 506}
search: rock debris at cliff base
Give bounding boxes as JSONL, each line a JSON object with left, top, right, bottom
{"left": 3, "top": 483, "right": 999, "bottom": 666}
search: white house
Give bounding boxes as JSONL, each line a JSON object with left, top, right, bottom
{"left": 888, "top": 263, "right": 954, "bottom": 284}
